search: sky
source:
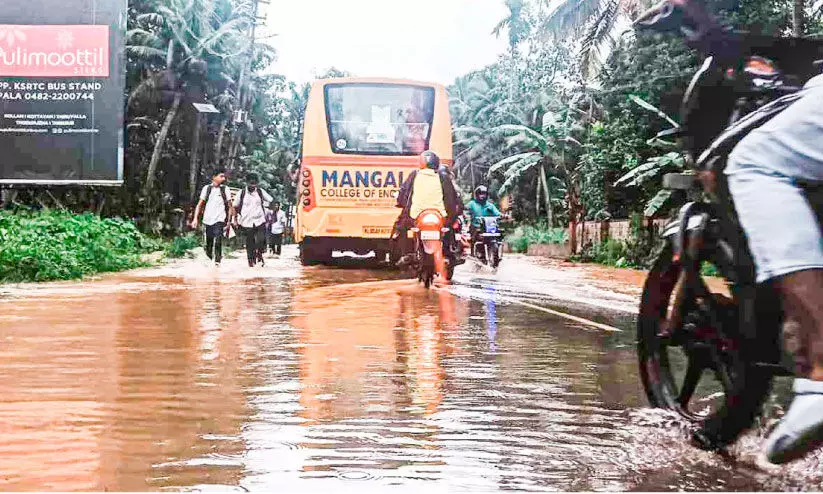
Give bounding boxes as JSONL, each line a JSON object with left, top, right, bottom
{"left": 262, "top": 0, "right": 510, "bottom": 85}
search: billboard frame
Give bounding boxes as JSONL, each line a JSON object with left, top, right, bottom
{"left": 0, "top": 0, "right": 127, "bottom": 185}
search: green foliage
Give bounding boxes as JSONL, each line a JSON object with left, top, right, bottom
{"left": 575, "top": 238, "right": 630, "bottom": 267}
{"left": 0, "top": 210, "right": 163, "bottom": 283}
{"left": 616, "top": 152, "right": 686, "bottom": 188}
{"left": 506, "top": 224, "right": 569, "bottom": 252}
{"left": 572, "top": 214, "right": 655, "bottom": 268}
{"left": 165, "top": 233, "right": 201, "bottom": 258}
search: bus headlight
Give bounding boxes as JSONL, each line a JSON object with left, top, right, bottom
{"left": 303, "top": 198, "right": 311, "bottom": 206}
{"left": 302, "top": 180, "right": 310, "bottom": 187}
{"left": 302, "top": 189, "right": 311, "bottom": 196}
{"left": 302, "top": 170, "right": 310, "bottom": 178}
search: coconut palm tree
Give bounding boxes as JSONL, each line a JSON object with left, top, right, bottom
{"left": 492, "top": 0, "right": 532, "bottom": 51}
{"left": 536, "top": 0, "right": 646, "bottom": 78}
{"left": 126, "top": 0, "right": 253, "bottom": 196}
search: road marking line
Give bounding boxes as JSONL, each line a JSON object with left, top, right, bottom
{"left": 435, "top": 282, "right": 624, "bottom": 332}
{"left": 503, "top": 297, "right": 623, "bottom": 332}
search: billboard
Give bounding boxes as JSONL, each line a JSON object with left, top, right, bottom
{"left": 0, "top": 0, "right": 125, "bottom": 185}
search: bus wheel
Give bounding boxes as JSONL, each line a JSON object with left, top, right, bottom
{"left": 299, "top": 244, "right": 319, "bottom": 266}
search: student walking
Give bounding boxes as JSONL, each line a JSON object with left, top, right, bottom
{"left": 267, "top": 201, "right": 287, "bottom": 256}
{"left": 191, "top": 170, "right": 233, "bottom": 266}
{"left": 233, "top": 174, "right": 273, "bottom": 267}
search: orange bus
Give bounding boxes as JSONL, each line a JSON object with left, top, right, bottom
{"left": 294, "top": 77, "right": 453, "bottom": 265}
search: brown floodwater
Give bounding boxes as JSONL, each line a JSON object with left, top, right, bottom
{"left": 0, "top": 248, "right": 821, "bottom": 491}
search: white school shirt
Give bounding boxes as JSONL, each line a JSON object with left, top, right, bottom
{"left": 233, "top": 187, "right": 273, "bottom": 228}
{"left": 270, "top": 210, "right": 287, "bottom": 234}
{"left": 199, "top": 184, "right": 229, "bottom": 226}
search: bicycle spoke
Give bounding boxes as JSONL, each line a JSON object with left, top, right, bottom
{"left": 678, "top": 357, "right": 704, "bottom": 407}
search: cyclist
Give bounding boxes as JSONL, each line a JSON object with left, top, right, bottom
{"left": 667, "top": 0, "right": 823, "bottom": 464}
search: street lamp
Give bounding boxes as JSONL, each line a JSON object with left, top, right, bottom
{"left": 189, "top": 102, "right": 221, "bottom": 202}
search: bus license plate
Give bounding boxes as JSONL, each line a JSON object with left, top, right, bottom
{"left": 420, "top": 231, "right": 440, "bottom": 240}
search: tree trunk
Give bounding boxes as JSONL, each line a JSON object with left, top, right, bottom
{"left": 569, "top": 195, "right": 582, "bottom": 255}
{"left": 188, "top": 112, "right": 204, "bottom": 203}
{"left": 793, "top": 0, "right": 804, "bottom": 36}
{"left": 214, "top": 118, "right": 227, "bottom": 168}
{"left": 539, "top": 164, "right": 554, "bottom": 228}
{"left": 143, "top": 91, "right": 182, "bottom": 195}
{"left": 227, "top": 133, "right": 241, "bottom": 171}
{"left": 535, "top": 174, "right": 541, "bottom": 218}
{"left": 793, "top": 0, "right": 805, "bottom": 35}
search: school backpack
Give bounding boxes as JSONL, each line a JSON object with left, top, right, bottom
{"left": 236, "top": 187, "right": 266, "bottom": 216}
{"left": 205, "top": 184, "right": 230, "bottom": 219}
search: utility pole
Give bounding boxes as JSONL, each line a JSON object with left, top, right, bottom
{"left": 228, "top": 0, "right": 269, "bottom": 171}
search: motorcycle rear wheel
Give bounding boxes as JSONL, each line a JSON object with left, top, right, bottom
{"left": 638, "top": 243, "right": 773, "bottom": 450}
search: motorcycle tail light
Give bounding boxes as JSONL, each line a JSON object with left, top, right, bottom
{"left": 419, "top": 213, "right": 442, "bottom": 226}
{"left": 744, "top": 56, "right": 778, "bottom": 77}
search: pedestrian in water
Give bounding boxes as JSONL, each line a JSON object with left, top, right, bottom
{"left": 191, "top": 170, "right": 234, "bottom": 266}
{"left": 233, "top": 174, "right": 273, "bottom": 267}
{"left": 267, "top": 201, "right": 286, "bottom": 256}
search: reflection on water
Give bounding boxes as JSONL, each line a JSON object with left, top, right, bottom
{"left": 0, "top": 254, "right": 821, "bottom": 491}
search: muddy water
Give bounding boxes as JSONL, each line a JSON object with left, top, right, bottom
{"left": 0, "top": 250, "right": 821, "bottom": 491}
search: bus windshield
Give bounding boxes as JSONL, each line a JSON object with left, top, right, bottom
{"left": 325, "top": 84, "right": 435, "bottom": 156}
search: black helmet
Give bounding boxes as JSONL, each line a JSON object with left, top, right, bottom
{"left": 474, "top": 185, "right": 489, "bottom": 201}
{"left": 420, "top": 151, "right": 440, "bottom": 170}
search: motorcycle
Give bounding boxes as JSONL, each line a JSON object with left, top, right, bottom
{"left": 470, "top": 216, "right": 503, "bottom": 269}
{"left": 633, "top": 0, "right": 823, "bottom": 450}
{"left": 411, "top": 209, "right": 451, "bottom": 288}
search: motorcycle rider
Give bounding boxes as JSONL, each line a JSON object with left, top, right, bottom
{"left": 393, "top": 151, "right": 462, "bottom": 265}
{"left": 466, "top": 185, "right": 502, "bottom": 249}
{"left": 667, "top": 0, "right": 823, "bottom": 464}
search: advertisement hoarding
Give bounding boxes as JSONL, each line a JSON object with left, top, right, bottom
{"left": 0, "top": 0, "right": 125, "bottom": 185}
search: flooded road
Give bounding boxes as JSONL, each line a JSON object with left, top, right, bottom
{"left": 1, "top": 247, "right": 821, "bottom": 491}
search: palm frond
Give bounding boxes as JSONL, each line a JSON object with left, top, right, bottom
{"left": 126, "top": 28, "right": 164, "bottom": 48}
{"left": 491, "top": 124, "right": 547, "bottom": 148}
{"left": 628, "top": 94, "right": 680, "bottom": 128}
{"left": 615, "top": 152, "right": 684, "bottom": 187}
{"left": 126, "top": 45, "right": 167, "bottom": 61}
{"left": 499, "top": 158, "right": 540, "bottom": 195}
{"left": 579, "top": 0, "right": 620, "bottom": 79}
{"left": 488, "top": 152, "right": 541, "bottom": 175}
{"left": 541, "top": 0, "right": 603, "bottom": 37}
{"left": 136, "top": 13, "right": 165, "bottom": 27}
{"left": 127, "top": 116, "right": 160, "bottom": 132}
{"left": 644, "top": 189, "right": 673, "bottom": 216}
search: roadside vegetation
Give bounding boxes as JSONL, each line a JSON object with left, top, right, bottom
{"left": 0, "top": 210, "right": 206, "bottom": 283}
{"left": 505, "top": 224, "right": 568, "bottom": 253}
{"left": 451, "top": 0, "right": 822, "bottom": 269}
{"left": 5, "top": 0, "right": 822, "bottom": 280}
{"left": 0, "top": 210, "right": 160, "bottom": 282}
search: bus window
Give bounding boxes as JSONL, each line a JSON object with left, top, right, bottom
{"left": 325, "top": 84, "right": 435, "bottom": 155}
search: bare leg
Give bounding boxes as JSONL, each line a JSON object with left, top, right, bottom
{"left": 779, "top": 269, "right": 823, "bottom": 380}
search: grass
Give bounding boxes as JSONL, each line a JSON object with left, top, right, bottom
{"left": 505, "top": 224, "right": 568, "bottom": 253}
{"left": 0, "top": 210, "right": 198, "bottom": 283}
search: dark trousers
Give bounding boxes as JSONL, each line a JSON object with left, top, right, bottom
{"left": 269, "top": 233, "right": 283, "bottom": 255}
{"left": 244, "top": 224, "right": 267, "bottom": 264}
{"left": 204, "top": 222, "right": 225, "bottom": 263}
